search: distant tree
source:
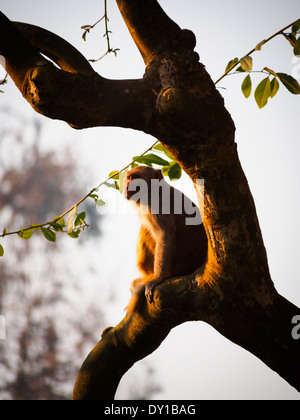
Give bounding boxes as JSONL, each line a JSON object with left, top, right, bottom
{"left": 0, "top": 112, "right": 104, "bottom": 399}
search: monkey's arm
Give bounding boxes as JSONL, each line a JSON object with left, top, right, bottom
{"left": 144, "top": 215, "right": 176, "bottom": 303}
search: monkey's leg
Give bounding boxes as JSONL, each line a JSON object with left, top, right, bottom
{"left": 145, "top": 232, "right": 175, "bottom": 303}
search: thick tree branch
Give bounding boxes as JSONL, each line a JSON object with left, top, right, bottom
{"left": 116, "top": 0, "right": 182, "bottom": 65}
{"left": 73, "top": 269, "right": 300, "bottom": 399}
{"left": 14, "top": 22, "right": 94, "bottom": 75}
{"left": 0, "top": 12, "right": 147, "bottom": 130}
{"left": 73, "top": 273, "right": 213, "bottom": 400}
{"left": 0, "top": 11, "right": 47, "bottom": 91}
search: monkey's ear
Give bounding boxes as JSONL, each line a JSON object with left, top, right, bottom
{"left": 154, "top": 169, "right": 164, "bottom": 179}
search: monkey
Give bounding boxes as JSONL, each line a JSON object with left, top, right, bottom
{"left": 123, "top": 165, "right": 208, "bottom": 314}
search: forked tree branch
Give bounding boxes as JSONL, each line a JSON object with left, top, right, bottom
{"left": 0, "top": 12, "right": 147, "bottom": 130}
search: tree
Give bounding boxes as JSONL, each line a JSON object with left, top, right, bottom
{"left": 0, "top": 0, "right": 299, "bottom": 400}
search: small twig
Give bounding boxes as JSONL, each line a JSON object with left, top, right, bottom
{"left": 81, "top": 16, "right": 105, "bottom": 41}
{"left": 82, "top": 0, "right": 120, "bottom": 62}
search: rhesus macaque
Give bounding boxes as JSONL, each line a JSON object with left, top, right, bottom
{"left": 123, "top": 165, "right": 208, "bottom": 314}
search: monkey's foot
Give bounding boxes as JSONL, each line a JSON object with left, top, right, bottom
{"left": 145, "top": 279, "right": 162, "bottom": 303}
{"left": 145, "top": 282, "right": 155, "bottom": 303}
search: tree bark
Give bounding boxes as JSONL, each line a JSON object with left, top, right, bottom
{"left": 0, "top": 2, "right": 299, "bottom": 399}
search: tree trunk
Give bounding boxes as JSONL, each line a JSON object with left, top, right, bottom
{"left": 0, "top": 0, "right": 299, "bottom": 399}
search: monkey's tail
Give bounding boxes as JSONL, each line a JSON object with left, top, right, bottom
{"left": 125, "top": 278, "right": 147, "bottom": 314}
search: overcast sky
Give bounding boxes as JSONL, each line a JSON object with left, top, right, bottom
{"left": 1, "top": 0, "right": 300, "bottom": 400}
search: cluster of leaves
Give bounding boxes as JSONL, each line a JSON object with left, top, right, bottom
{"left": 283, "top": 19, "right": 300, "bottom": 55}
{"left": 0, "top": 210, "right": 88, "bottom": 254}
{"left": 89, "top": 142, "right": 181, "bottom": 207}
{"left": 223, "top": 19, "right": 300, "bottom": 108}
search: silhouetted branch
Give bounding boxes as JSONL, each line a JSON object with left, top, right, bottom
{"left": 14, "top": 22, "right": 94, "bottom": 74}
{"left": 116, "top": 0, "right": 186, "bottom": 65}
{"left": 0, "top": 12, "right": 147, "bottom": 130}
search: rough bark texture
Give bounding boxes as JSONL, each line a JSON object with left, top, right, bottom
{"left": 0, "top": 0, "right": 299, "bottom": 400}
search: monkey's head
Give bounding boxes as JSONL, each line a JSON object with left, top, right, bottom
{"left": 123, "top": 166, "right": 164, "bottom": 204}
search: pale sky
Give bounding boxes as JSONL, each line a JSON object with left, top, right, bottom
{"left": 1, "top": 0, "right": 300, "bottom": 400}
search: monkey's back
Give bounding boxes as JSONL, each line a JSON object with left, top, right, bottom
{"left": 172, "top": 217, "right": 207, "bottom": 277}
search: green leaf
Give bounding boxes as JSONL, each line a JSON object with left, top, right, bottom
{"left": 254, "top": 77, "right": 271, "bottom": 109}
{"left": 255, "top": 40, "right": 266, "bottom": 51}
{"left": 49, "top": 222, "right": 63, "bottom": 231}
{"left": 154, "top": 144, "right": 174, "bottom": 160}
{"left": 119, "top": 171, "right": 126, "bottom": 194}
{"left": 283, "top": 33, "right": 298, "bottom": 48}
{"left": 0, "top": 244, "right": 4, "bottom": 257}
{"left": 132, "top": 153, "right": 169, "bottom": 167}
{"left": 2, "top": 228, "right": 7, "bottom": 236}
{"left": 68, "top": 230, "right": 80, "bottom": 239}
{"left": 30, "top": 224, "right": 41, "bottom": 232}
{"left": 75, "top": 212, "right": 86, "bottom": 227}
{"left": 225, "top": 57, "right": 239, "bottom": 73}
{"left": 18, "top": 229, "right": 33, "bottom": 240}
{"left": 294, "top": 37, "right": 300, "bottom": 56}
{"left": 153, "top": 144, "right": 165, "bottom": 152}
{"left": 162, "top": 165, "right": 170, "bottom": 177}
{"left": 90, "top": 193, "right": 99, "bottom": 205}
{"left": 163, "top": 149, "right": 175, "bottom": 161}
{"left": 96, "top": 198, "right": 106, "bottom": 207}
{"left": 241, "top": 74, "right": 252, "bottom": 98}
{"left": 240, "top": 56, "right": 253, "bottom": 72}
{"left": 168, "top": 162, "right": 182, "bottom": 181}
{"left": 263, "top": 67, "right": 278, "bottom": 78}
{"left": 277, "top": 73, "right": 300, "bottom": 94}
{"left": 57, "top": 218, "right": 66, "bottom": 228}
{"left": 109, "top": 170, "right": 119, "bottom": 180}
{"left": 41, "top": 228, "right": 56, "bottom": 242}
{"left": 270, "top": 77, "right": 280, "bottom": 98}
{"left": 292, "top": 19, "right": 300, "bottom": 37}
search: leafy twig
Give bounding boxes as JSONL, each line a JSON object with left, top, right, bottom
{"left": 214, "top": 19, "right": 300, "bottom": 85}
{"left": 0, "top": 140, "right": 160, "bottom": 246}
{"left": 81, "top": 17, "right": 106, "bottom": 41}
